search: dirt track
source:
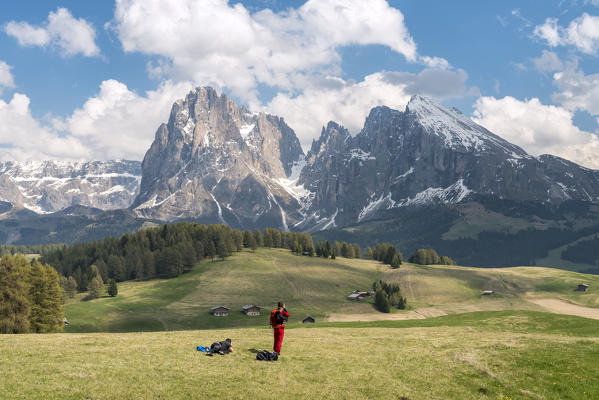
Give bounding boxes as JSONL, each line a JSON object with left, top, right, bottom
{"left": 327, "top": 299, "right": 599, "bottom": 322}
{"left": 527, "top": 298, "right": 599, "bottom": 320}
{"left": 326, "top": 307, "right": 447, "bottom": 322}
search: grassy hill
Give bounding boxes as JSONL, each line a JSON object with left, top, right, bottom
{"left": 2, "top": 311, "right": 599, "bottom": 399}
{"left": 5, "top": 249, "right": 599, "bottom": 399}
{"left": 63, "top": 248, "right": 599, "bottom": 332}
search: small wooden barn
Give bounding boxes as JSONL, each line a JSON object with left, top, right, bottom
{"left": 242, "top": 304, "right": 261, "bottom": 316}
{"left": 577, "top": 284, "right": 589, "bottom": 292}
{"left": 302, "top": 315, "right": 315, "bottom": 324}
{"left": 211, "top": 305, "right": 230, "bottom": 317}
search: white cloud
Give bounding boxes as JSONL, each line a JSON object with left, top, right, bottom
{"left": 111, "top": 0, "right": 443, "bottom": 102}
{"left": 532, "top": 50, "right": 564, "bottom": 72}
{"left": 0, "top": 80, "right": 191, "bottom": 161}
{"left": 533, "top": 18, "right": 562, "bottom": 46}
{"left": 266, "top": 69, "right": 471, "bottom": 148}
{"left": 0, "top": 93, "right": 89, "bottom": 161}
{"left": 0, "top": 61, "right": 16, "bottom": 94}
{"left": 4, "top": 8, "right": 100, "bottom": 57}
{"left": 472, "top": 96, "right": 599, "bottom": 169}
{"left": 552, "top": 62, "right": 599, "bottom": 115}
{"left": 60, "top": 79, "right": 193, "bottom": 160}
{"left": 534, "top": 13, "right": 599, "bottom": 54}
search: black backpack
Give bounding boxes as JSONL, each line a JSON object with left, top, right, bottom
{"left": 274, "top": 310, "right": 288, "bottom": 324}
{"left": 256, "top": 350, "right": 278, "bottom": 361}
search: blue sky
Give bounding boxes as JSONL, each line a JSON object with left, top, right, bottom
{"left": 1, "top": 0, "right": 598, "bottom": 168}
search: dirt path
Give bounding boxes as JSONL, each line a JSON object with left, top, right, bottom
{"left": 326, "top": 307, "right": 447, "bottom": 322}
{"left": 528, "top": 298, "right": 599, "bottom": 320}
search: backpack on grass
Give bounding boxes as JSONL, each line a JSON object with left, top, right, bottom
{"left": 256, "top": 350, "right": 278, "bottom": 361}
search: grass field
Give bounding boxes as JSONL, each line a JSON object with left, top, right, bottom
{"left": 6, "top": 249, "right": 599, "bottom": 399}
{"left": 64, "top": 249, "right": 380, "bottom": 332}
{"left": 63, "top": 248, "right": 599, "bottom": 332}
{"left": 2, "top": 311, "right": 598, "bottom": 399}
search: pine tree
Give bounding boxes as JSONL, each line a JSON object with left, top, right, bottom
{"left": 88, "top": 276, "right": 104, "bottom": 299}
{"left": 66, "top": 276, "right": 77, "bottom": 298}
{"left": 28, "top": 261, "right": 63, "bottom": 333}
{"left": 352, "top": 243, "right": 361, "bottom": 259}
{"left": 206, "top": 241, "right": 216, "bottom": 262}
{"left": 391, "top": 254, "right": 401, "bottom": 269}
{"left": 107, "top": 279, "right": 118, "bottom": 297}
{"left": 0, "top": 254, "right": 31, "bottom": 333}
{"left": 374, "top": 289, "right": 390, "bottom": 313}
{"left": 253, "top": 229, "right": 263, "bottom": 247}
{"left": 384, "top": 246, "right": 396, "bottom": 265}
{"left": 365, "top": 246, "right": 373, "bottom": 259}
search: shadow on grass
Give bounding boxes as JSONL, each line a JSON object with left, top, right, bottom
{"left": 247, "top": 348, "right": 260, "bottom": 354}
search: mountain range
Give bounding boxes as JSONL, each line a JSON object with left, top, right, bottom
{"left": 1, "top": 87, "right": 598, "bottom": 271}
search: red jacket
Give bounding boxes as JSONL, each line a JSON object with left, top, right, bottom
{"left": 270, "top": 308, "right": 290, "bottom": 329}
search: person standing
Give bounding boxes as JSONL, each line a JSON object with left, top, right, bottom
{"left": 270, "top": 301, "right": 289, "bottom": 355}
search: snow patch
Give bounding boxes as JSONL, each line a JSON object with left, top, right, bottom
{"left": 322, "top": 208, "right": 338, "bottom": 230}
{"left": 398, "top": 179, "right": 472, "bottom": 206}
{"left": 239, "top": 123, "right": 255, "bottom": 139}
{"left": 347, "top": 148, "right": 375, "bottom": 162}
{"left": 358, "top": 193, "right": 396, "bottom": 222}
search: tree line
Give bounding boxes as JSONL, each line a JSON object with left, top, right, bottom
{"left": 0, "top": 254, "right": 63, "bottom": 333}
{"left": 39, "top": 223, "right": 314, "bottom": 292}
{"left": 0, "top": 243, "right": 64, "bottom": 257}
{"left": 408, "top": 248, "right": 456, "bottom": 265}
{"left": 314, "top": 240, "right": 361, "bottom": 259}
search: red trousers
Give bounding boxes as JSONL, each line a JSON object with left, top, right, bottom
{"left": 273, "top": 327, "right": 285, "bottom": 354}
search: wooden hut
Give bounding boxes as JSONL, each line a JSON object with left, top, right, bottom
{"left": 577, "top": 284, "right": 589, "bottom": 292}
{"left": 242, "top": 304, "right": 261, "bottom": 316}
{"left": 211, "top": 305, "right": 230, "bottom": 317}
{"left": 302, "top": 315, "right": 315, "bottom": 324}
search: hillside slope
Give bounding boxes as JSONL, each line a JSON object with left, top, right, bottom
{"left": 63, "top": 249, "right": 599, "bottom": 332}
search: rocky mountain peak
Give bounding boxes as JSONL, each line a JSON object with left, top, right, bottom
{"left": 133, "top": 86, "right": 305, "bottom": 226}
{"left": 404, "top": 94, "right": 528, "bottom": 157}
{"left": 307, "top": 121, "right": 350, "bottom": 158}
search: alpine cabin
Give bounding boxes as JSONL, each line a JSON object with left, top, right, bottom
{"left": 242, "top": 304, "right": 261, "bottom": 316}
{"left": 211, "top": 306, "right": 230, "bottom": 317}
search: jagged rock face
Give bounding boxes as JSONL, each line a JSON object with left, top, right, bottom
{"left": 133, "top": 87, "right": 305, "bottom": 228}
{"left": 296, "top": 95, "right": 599, "bottom": 230}
{"left": 0, "top": 160, "right": 141, "bottom": 214}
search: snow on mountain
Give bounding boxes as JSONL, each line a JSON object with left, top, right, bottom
{"left": 0, "top": 160, "right": 141, "bottom": 213}
{"left": 406, "top": 94, "right": 530, "bottom": 158}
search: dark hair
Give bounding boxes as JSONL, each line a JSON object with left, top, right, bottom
{"left": 225, "top": 338, "right": 232, "bottom": 344}
{"left": 277, "top": 301, "right": 284, "bottom": 308}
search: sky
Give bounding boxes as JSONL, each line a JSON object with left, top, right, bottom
{"left": 1, "top": 0, "right": 599, "bottom": 168}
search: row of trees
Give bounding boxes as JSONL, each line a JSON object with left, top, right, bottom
{"left": 373, "top": 280, "right": 406, "bottom": 313}
{"left": 39, "top": 223, "right": 314, "bottom": 292}
{"left": 314, "top": 241, "right": 361, "bottom": 259}
{"left": 0, "top": 254, "right": 63, "bottom": 333}
{"left": 408, "top": 248, "right": 456, "bottom": 265}
{"left": 366, "top": 243, "right": 403, "bottom": 269}
{"left": 0, "top": 244, "right": 63, "bottom": 257}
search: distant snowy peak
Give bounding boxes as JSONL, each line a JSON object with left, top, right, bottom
{"left": 0, "top": 160, "right": 141, "bottom": 214}
{"left": 405, "top": 95, "right": 529, "bottom": 158}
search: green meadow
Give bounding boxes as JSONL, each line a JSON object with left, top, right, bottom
{"left": 4, "top": 248, "right": 599, "bottom": 399}
{"left": 62, "top": 249, "right": 599, "bottom": 331}
{"left": 1, "top": 312, "right": 598, "bottom": 399}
